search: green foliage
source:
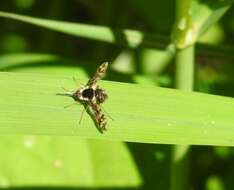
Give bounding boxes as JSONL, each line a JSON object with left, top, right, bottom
{"left": 0, "top": 71, "right": 234, "bottom": 146}
{"left": 0, "top": 1, "right": 234, "bottom": 190}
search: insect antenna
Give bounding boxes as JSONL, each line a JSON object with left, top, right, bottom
{"left": 56, "top": 85, "right": 74, "bottom": 96}
{"left": 56, "top": 92, "right": 73, "bottom": 97}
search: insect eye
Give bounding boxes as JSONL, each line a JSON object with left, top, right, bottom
{"left": 82, "top": 88, "right": 94, "bottom": 99}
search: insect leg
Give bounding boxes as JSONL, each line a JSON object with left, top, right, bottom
{"left": 100, "top": 105, "right": 114, "bottom": 121}
{"left": 64, "top": 102, "right": 80, "bottom": 108}
{"left": 73, "top": 77, "right": 84, "bottom": 87}
{"left": 79, "top": 105, "right": 89, "bottom": 125}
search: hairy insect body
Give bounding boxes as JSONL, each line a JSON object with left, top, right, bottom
{"left": 59, "top": 62, "right": 109, "bottom": 132}
{"left": 72, "top": 86, "right": 94, "bottom": 102}
{"left": 72, "top": 86, "right": 107, "bottom": 103}
{"left": 95, "top": 88, "right": 108, "bottom": 104}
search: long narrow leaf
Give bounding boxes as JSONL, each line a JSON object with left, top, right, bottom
{"left": 0, "top": 11, "right": 169, "bottom": 49}
{"left": 1, "top": 11, "right": 234, "bottom": 60}
{"left": 0, "top": 72, "right": 234, "bottom": 146}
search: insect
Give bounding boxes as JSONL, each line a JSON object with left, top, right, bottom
{"left": 57, "top": 62, "right": 109, "bottom": 132}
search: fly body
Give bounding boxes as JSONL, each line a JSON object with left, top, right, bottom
{"left": 58, "top": 62, "right": 109, "bottom": 132}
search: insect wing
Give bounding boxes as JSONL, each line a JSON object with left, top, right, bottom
{"left": 87, "top": 62, "right": 108, "bottom": 87}
{"left": 87, "top": 100, "right": 107, "bottom": 131}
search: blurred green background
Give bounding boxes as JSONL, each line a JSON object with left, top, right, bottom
{"left": 0, "top": 0, "right": 234, "bottom": 189}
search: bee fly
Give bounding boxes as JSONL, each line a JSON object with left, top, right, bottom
{"left": 57, "top": 62, "right": 109, "bottom": 132}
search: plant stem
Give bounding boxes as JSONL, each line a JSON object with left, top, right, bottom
{"left": 170, "top": 0, "right": 194, "bottom": 188}
{"left": 175, "top": 46, "right": 194, "bottom": 90}
{"left": 170, "top": 45, "right": 194, "bottom": 190}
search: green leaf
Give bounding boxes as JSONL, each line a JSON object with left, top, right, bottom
{"left": 1, "top": 11, "right": 234, "bottom": 60}
{"left": 0, "top": 53, "right": 58, "bottom": 69}
{"left": 0, "top": 72, "right": 234, "bottom": 146}
{"left": 192, "top": 0, "right": 234, "bottom": 38}
{"left": 0, "top": 11, "right": 171, "bottom": 50}
{"left": 171, "top": 0, "right": 234, "bottom": 48}
{"left": 0, "top": 136, "right": 141, "bottom": 187}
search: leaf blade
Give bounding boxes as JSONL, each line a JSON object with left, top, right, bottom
{"left": 0, "top": 72, "right": 234, "bottom": 146}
